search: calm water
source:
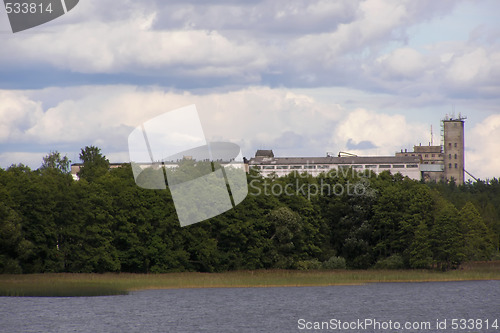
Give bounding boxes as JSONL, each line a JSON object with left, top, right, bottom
{"left": 1, "top": 280, "right": 499, "bottom": 332}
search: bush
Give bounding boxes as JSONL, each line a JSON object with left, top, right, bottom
{"left": 374, "top": 254, "right": 405, "bottom": 269}
{"left": 0, "top": 256, "right": 23, "bottom": 274}
{"left": 322, "top": 256, "right": 347, "bottom": 270}
{"left": 296, "top": 259, "right": 322, "bottom": 270}
{"left": 491, "top": 251, "right": 500, "bottom": 261}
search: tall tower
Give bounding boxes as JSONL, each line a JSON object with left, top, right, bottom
{"left": 443, "top": 115, "right": 465, "bottom": 185}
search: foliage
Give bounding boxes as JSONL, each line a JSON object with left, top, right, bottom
{"left": 0, "top": 148, "right": 498, "bottom": 273}
{"left": 296, "top": 259, "right": 322, "bottom": 270}
{"left": 322, "top": 256, "right": 347, "bottom": 270}
{"left": 459, "top": 202, "right": 495, "bottom": 261}
{"left": 408, "top": 221, "right": 433, "bottom": 269}
{"left": 77, "top": 146, "right": 110, "bottom": 182}
{"left": 374, "top": 254, "right": 405, "bottom": 270}
{"left": 430, "top": 198, "right": 465, "bottom": 270}
{"left": 40, "top": 151, "right": 71, "bottom": 174}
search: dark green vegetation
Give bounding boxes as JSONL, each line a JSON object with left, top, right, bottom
{"left": 1, "top": 146, "right": 499, "bottom": 274}
{"left": 1, "top": 262, "right": 499, "bottom": 296}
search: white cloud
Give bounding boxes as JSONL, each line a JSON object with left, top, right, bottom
{"left": 446, "top": 47, "right": 500, "bottom": 89}
{"left": 0, "top": 86, "right": 342, "bottom": 166}
{"left": 0, "top": 91, "right": 43, "bottom": 142}
{"left": 356, "top": 0, "right": 407, "bottom": 41}
{"left": 375, "top": 47, "right": 426, "bottom": 79}
{"left": 24, "top": 88, "right": 134, "bottom": 146}
{"left": 288, "top": 0, "right": 410, "bottom": 67}
{"left": 151, "top": 0, "right": 361, "bottom": 34}
{"left": 333, "top": 109, "right": 428, "bottom": 156}
{"left": 359, "top": 38, "right": 500, "bottom": 100}
{"left": 0, "top": 15, "right": 267, "bottom": 77}
{"left": 467, "top": 114, "right": 500, "bottom": 180}
{"left": 0, "top": 0, "right": 464, "bottom": 88}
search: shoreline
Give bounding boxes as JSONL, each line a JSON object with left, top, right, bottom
{"left": 1, "top": 261, "right": 499, "bottom": 297}
{"left": 125, "top": 278, "right": 498, "bottom": 291}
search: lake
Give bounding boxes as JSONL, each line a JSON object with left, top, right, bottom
{"left": 1, "top": 280, "right": 499, "bottom": 332}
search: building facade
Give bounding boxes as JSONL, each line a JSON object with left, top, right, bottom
{"left": 249, "top": 116, "right": 466, "bottom": 184}
{"left": 395, "top": 145, "right": 445, "bottom": 182}
{"left": 395, "top": 115, "right": 465, "bottom": 184}
{"left": 443, "top": 118, "right": 465, "bottom": 184}
{"left": 248, "top": 152, "right": 422, "bottom": 180}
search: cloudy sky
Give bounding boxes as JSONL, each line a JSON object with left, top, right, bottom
{"left": 0, "top": 0, "right": 499, "bottom": 179}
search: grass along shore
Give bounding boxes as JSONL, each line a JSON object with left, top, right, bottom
{"left": 1, "top": 261, "right": 499, "bottom": 297}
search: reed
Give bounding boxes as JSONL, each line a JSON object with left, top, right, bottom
{"left": 1, "top": 261, "right": 498, "bottom": 297}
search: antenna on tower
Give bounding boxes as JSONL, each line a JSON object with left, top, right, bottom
{"left": 431, "top": 125, "right": 434, "bottom": 146}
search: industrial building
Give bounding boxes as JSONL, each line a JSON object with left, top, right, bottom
{"left": 248, "top": 115, "right": 467, "bottom": 184}
{"left": 248, "top": 150, "right": 421, "bottom": 180}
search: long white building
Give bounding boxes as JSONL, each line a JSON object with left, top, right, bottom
{"left": 247, "top": 150, "right": 422, "bottom": 180}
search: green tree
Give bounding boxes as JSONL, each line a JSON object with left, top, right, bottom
{"left": 63, "top": 181, "right": 120, "bottom": 273}
{"left": 371, "top": 177, "right": 434, "bottom": 267}
{"left": 408, "top": 221, "right": 433, "bottom": 269}
{"left": 267, "top": 206, "right": 304, "bottom": 268}
{"left": 1, "top": 164, "right": 65, "bottom": 272}
{"left": 77, "top": 146, "right": 110, "bottom": 182}
{"left": 40, "top": 151, "right": 71, "bottom": 173}
{"left": 0, "top": 203, "right": 34, "bottom": 273}
{"left": 430, "top": 199, "right": 465, "bottom": 270}
{"left": 460, "top": 202, "right": 495, "bottom": 261}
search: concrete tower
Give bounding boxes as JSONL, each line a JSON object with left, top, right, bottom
{"left": 443, "top": 116, "right": 465, "bottom": 185}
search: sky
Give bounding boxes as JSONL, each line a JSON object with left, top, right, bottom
{"left": 0, "top": 0, "right": 499, "bottom": 180}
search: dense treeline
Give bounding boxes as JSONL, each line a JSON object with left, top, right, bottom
{"left": 1, "top": 147, "right": 499, "bottom": 273}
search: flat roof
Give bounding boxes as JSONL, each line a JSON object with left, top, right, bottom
{"left": 248, "top": 156, "right": 420, "bottom": 165}
{"left": 413, "top": 145, "right": 441, "bottom": 153}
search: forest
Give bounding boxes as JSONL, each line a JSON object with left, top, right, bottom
{"left": 1, "top": 146, "right": 499, "bottom": 274}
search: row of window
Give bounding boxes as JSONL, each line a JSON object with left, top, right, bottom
{"left": 448, "top": 163, "right": 459, "bottom": 169}
{"left": 254, "top": 164, "right": 420, "bottom": 170}
{"left": 402, "top": 143, "right": 460, "bottom": 158}
{"left": 404, "top": 153, "right": 441, "bottom": 158}
{"left": 403, "top": 152, "right": 461, "bottom": 159}
{"left": 403, "top": 153, "right": 460, "bottom": 160}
